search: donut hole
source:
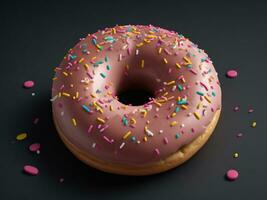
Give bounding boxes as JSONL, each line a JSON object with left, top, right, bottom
{"left": 117, "top": 79, "right": 155, "bottom": 106}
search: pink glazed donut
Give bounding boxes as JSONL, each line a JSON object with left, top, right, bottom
{"left": 52, "top": 25, "right": 221, "bottom": 175}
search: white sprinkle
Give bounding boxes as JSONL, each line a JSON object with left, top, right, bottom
{"left": 145, "top": 129, "right": 154, "bottom": 137}
{"left": 135, "top": 49, "right": 139, "bottom": 55}
{"left": 50, "top": 95, "right": 58, "bottom": 102}
{"left": 92, "top": 143, "right": 96, "bottom": 148}
{"left": 119, "top": 142, "right": 125, "bottom": 149}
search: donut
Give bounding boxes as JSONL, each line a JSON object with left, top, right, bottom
{"left": 51, "top": 25, "right": 221, "bottom": 175}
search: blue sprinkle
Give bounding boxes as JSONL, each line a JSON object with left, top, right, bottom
{"left": 92, "top": 38, "right": 97, "bottom": 45}
{"left": 131, "top": 136, "right": 136, "bottom": 142}
{"left": 82, "top": 105, "right": 90, "bottom": 113}
{"left": 177, "top": 99, "right": 187, "bottom": 105}
{"left": 175, "top": 107, "right": 180, "bottom": 113}
{"left": 122, "top": 116, "right": 129, "bottom": 126}
{"left": 69, "top": 54, "right": 77, "bottom": 60}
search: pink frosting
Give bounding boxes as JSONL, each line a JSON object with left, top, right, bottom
{"left": 52, "top": 25, "right": 221, "bottom": 166}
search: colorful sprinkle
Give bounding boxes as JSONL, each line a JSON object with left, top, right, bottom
{"left": 16, "top": 133, "right": 27, "bottom": 141}
{"left": 226, "top": 70, "right": 238, "bottom": 78}
{"left": 226, "top": 169, "right": 239, "bottom": 181}
{"left": 23, "top": 165, "right": 39, "bottom": 176}
{"left": 23, "top": 80, "right": 34, "bottom": 88}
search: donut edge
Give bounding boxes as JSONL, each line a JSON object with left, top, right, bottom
{"left": 53, "top": 109, "right": 221, "bottom": 176}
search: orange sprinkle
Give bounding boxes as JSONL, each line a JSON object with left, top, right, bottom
{"left": 166, "top": 80, "right": 175, "bottom": 86}
{"left": 91, "top": 93, "right": 96, "bottom": 98}
{"left": 109, "top": 105, "right": 113, "bottom": 111}
{"left": 143, "top": 136, "right": 148, "bottom": 142}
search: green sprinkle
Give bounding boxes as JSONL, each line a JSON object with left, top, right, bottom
{"left": 175, "top": 133, "right": 181, "bottom": 139}
{"left": 187, "top": 64, "right": 192, "bottom": 68}
{"left": 212, "top": 91, "right": 216, "bottom": 96}
{"left": 106, "top": 65, "right": 111, "bottom": 70}
{"left": 177, "top": 84, "right": 183, "bottom": 91}
{"left": 82, "top": 105, "right": 90, "bottom": 113}
{"left": 100, "top": 73, "right": 106, "bottom": 78}
{"left": 196, "top": 91, "right": 204, "bottom": 96}
{"left": 122, "top": 116, "right": 128, "bottom": 126}
{"left": 105, "top": 56, "right": 109, "bottom": 62}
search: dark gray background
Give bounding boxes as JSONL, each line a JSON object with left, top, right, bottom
{"left": 1, "top": 1, "right": 266, "bottom": 199}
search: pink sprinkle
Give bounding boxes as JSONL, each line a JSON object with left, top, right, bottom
{"left": 226, "top": 70, "right": 238, "bottom": 78}
{"left": 163, "top": 137, "right": 168, "bottom": 144}
{"left": 23, "top": 165, "right": 39, "bottom": 175}
{"left": 87, "top": 125, "right": 93, "bottom": 133}
{"left": 248, "top": 108, "right": 254, "bottom": 113}
{"left": 236, "top": 132, "right": 243, "bottom": 138}
{"left": 29, "top": 143, "right": 41, "bottom": 152}
{"left": 33, "top": 118, "right": 39, "bottom": 124}
{"left": 154, "top": 148, "right": 160, "bottom": 155}
{"left": 23, "top": 80, "right": 34, "bottom": 88}
{"left": 226, "top": 169, "right": 239, "bottom": 181}
{"left": 200, "top": 82, "right": 208, "bottom": 91}
{"left": 233, "top": 106, "right": 239, "bottom": 112}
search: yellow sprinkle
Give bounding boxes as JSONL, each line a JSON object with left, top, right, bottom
{"left": 140, "top": 109, "right": 147, "bottom": 117}
{"left": 204, "top": 96, "right": 212, "bottom": 103}
{"left": 153, "top": 100, "right": 162, "bottom": 107}
{"left": 194, "top": 112, "right": 201, "bottom": 120}
{"left": 166, "top": 80, "right": 175, "bottom": 86}
{"left": 171, "top": 113, "right": 176, "bottom": 118}
{"left": 167, "top": 96, "right": 174, "bottom": 101}
{"left": 181, "top": 105, "right": 188, "bottom": 110}
{"left": 143, "top": 136, "right": 148, "bottom": 142}
{"left": 158, "top": 47, "right": 162, "bottom": 54}
{"left": 147, "top": 34, "right": 157, "bottom": 38}
{"left": 75, "top": 92, "right": 79, "bottom": 98}
{"left": 52, "top": 77, "right": 57, "bottom": 80}
{"left": 163, "top": 92, "right": 169, "bottom": 96}
{"left": 251, "top": 121, "right": 257, "bottom": 128}
{"left": 84, "top": 64, "right": 89, "bottom": 70}
{"left": 183, "top": 56, "right": 192, "bottom": 64}
{"left": 163, "top": 58, "right": 168, "bottom": 64}
{"left": 141, "top": 59, "right": 145, "bottom": 68}
{"left": 58, "top": 92, "right": 62, "bottom": 97}
{"left": 197, "top": 102, "right": 202, "bottom": 109}
{"left": 78, "top": 58, "right": 84, "bottom": 63}
{"left": 97, "top": 117, "right": 105, "bottom": 124}
{"left": 126, "top": 64, "right": 130, "bottom": 71}
{"left": 176, "top": 63, "right": 181, "bottom": 69}
{"left": 109, "top": 105, "right": 113, "bottom": 111}
{"left": 62, "top": 92, "right": 70, "bottom": 97}
{"left": 143, "top": 38, "right": 151, "bottom": 43}
{"left": 233, "top": 153, "right": 239, "bottom": 158}
{"left": 62, "top": 72, "right": 68, "bottom": 76}
{"left": 181, "top": 78, "right": 186, "bottom": 83}
{"left": 72, "top": 118, "right": 77, "bottom": 126}
{"left": 16, "top": 133, "right": 27, "bottom": 141}
{"left": 136, "top": 42, "right": 144, "bottom": 47}
{"left": 123, "top": 131, "right": 132, "bottom": 139}
{"left": 130, "top": 118, "right": 137, "bottom": 124}
{"left": 112, "top": 28, "right": 116, "bottom": 34}
{"left": 170, "top": 121, "right": 177, "bottom": 127}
